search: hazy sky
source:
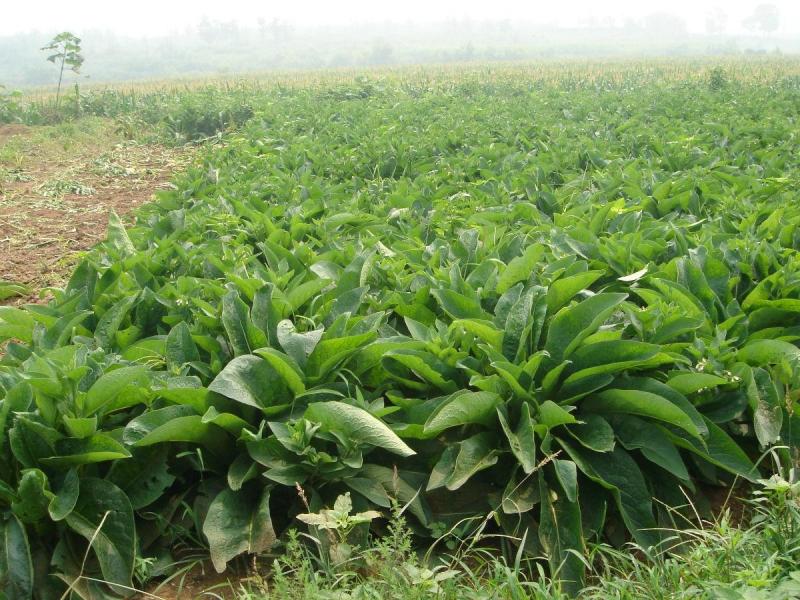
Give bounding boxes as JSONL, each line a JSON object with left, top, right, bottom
{"left": 3, "top": 0, "right": 799, "bottom": 36}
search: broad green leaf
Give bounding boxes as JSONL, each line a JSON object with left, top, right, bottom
{"left": 8, "top": 416, "right": 62, "bottom": 469}
{"left": 446, "top": 432, "right": 500, "bottom": 490}
{"left": 651, "top": 316, "right": 704, "bottom": 344}
{"left": 569, "top": 414, "right": 615, "bottom": 452}
{"left": 669, "top": 418, "right": 758, "bottom": 481}
{"left": 286, "top": 277, "right": 332, "bottom": 312}
{"left": 156, "top": 384, "right": 210, "bottom": 413}
{"left": 166, "top": 322, "right": 201, "bottom": 370}
{"left": 0, "top": 307, "right": 35, "bottom": 344}
{"left": 84, "top": 366, "right": 149, "bottom": 417}
{"left": 558, "top": 373, "right": 615, "bottom": 405}
{"left": 106, "top": 210, "right": 136, "bottom": 255}
{"left": 612, "top": 416, "right": 690, "bottom": 482}
{"left": 553, "top": 459, "right": 578, "bottom": 502}
{"left": 63, "top": 416, "right": 97, "bottom": 439}
{"left": 253, "top": 347, "right": 306, "bottom": 395}
{"left": 650, "top": 279, "right": 705, "bottom": 317}
{"left": 538, "top": 472, "right": 585, "bottom": 596}
{"left": 613, "top": 377, "right": 708, "bottom": 436}
{"left": 64, "top": 478, "right": 135, "bottom": 593}
{"left": 449, "top": 318, "right": 503, "bottom": 348}
{"left": 42, "top": 434, "right": 132, "bottom": 466}
{"left": 538, "top": 400, "right": 577, "bottom": 429}
{"left": 497, "top": 403, "right": 537, "bottom": 473}
{"left": 305, "top": 401, "right": 415, "bottom": 457}
{"left": 563, "top": 340, "right": 670, "bottom": 383}
{"left": 423, "top": 391, "right": 501, "bottom": 436}
{"left": 384, "top": 349, "right": 458, "bottom": 393}
{"left": 252, "top": 283, "right": 281, "bottom": 345}
{"left": 541, "top": 360, "right": 572, "bottom": 398}
{"left": 491, "top": 360, "right": 533, "bottom": 399}
{"left": 560, "top": 440, "right": 661, "bottom": 549}
{"left": 0, "top": 280, "right": 28, "bottom": 302}
{"left": 737, "top": 339, "right": 800, "bottom": 366}
{"left": 12, "top": 469, "right": 51, "bottom": 524}
{"left": 324, "top": 286, "right": 368, "bottom": 325}
{"left": 123, "top": 405, "right": 228, "bottom": 452}
{"left": 203, "top": 487, "right": 276, "bottom": 573}
{"left": 497, "top": 244, "right": 544, "bottom": 295}
{"left": 40, "top": 310, "right": 91, "bottom": 350}
{"left": 431, "top": 288, "right": 486, "bottom": 320}
{"left": 0, "top": 514, "right": 34, "bottom": 600}
{"left": 276, "top": 319, "right": 324, "bottom": 368}
{"left": 306, "top": 331, "right": 377, "bottom": 380}
{"left": 667, "top": 372, "right": 729, "bottom": 395}
{"left": 107, "top": 447, "right": 175, "bottom": 510}
{"left": 583, "top": 389, "right": 701, "bottom": 439}
{"left": 544, "top": 293, "right": 627, "bottom": 362}
{"left": 427, "top": 445, "right": 458, "bottom": 491}
{"left": 749, "top": 367, "right": 784, "bottom": 446}
{"left": 222, "top": 290, "right": 257, "bottom": 356}
{"left": 546, "top": 270, "right": 604, "bottom": 314}
{"left": 201, "top": 406, "right": 251, "bottom": 436}
{"left": 48, "top": 468, "right": 79, "bottom": 521}
{"left": 500, "top": 470, "right": 540, "bottom": 514}
{"left": 95, "top": 294, "right": 138, "bottom": 349}
{"left": 346, "top": 477, "right": 392, "bottom": 508}
{"left": 361, "top": 465, "right": 431, "bottom": 525}
{"left": 228, "top": 453, "right": 260, "bottom": 491}
{"left": 502, "top": 285, "right": 547, "bottom": 362}
{"left": 208, "top": 354, "right": 290, "bottom": 412}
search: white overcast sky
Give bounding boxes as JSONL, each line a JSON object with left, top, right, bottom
{"left": 2, "top": 0, "right": 799, "bottom": 36}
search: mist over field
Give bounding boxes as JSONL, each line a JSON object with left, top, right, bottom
{"left": 1, "top": 1, "right": 797, "bottom": 86}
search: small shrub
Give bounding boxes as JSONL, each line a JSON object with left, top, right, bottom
{"left": 709, "top": 66, "right": 729, "bottom": 90}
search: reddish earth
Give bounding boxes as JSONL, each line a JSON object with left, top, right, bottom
{"left": 0, "top": 124, "right": 192, "bottom": 304}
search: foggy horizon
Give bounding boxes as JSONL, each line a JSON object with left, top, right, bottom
{"left": 2, "top": 1, "right": 798, "bottom": 87}
{"left": 3, "top": 0, "right": 800, "bottom": 37}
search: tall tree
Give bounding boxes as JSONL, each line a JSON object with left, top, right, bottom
{"left": 743, "top": 4, "right": 780, "bottom": 35}
{"left": 705, "top": 7, "right": 728, "bottom": 35}
{"left": 41, "top": 32, "right": 84, "bottom": 109}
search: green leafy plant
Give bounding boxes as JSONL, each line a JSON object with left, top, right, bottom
{"left": 1, "top": 65, "right": 800, "bottom": 598}
{"left": 297, "top": 492, "right": 381, "bottom": 565}
{"left": 0, "top": 281, "right": 28, "bottom": 302}
{"left": 0, "top": 86, "right": 25, "bottom": 124}
{"left": 709, "top": 66, "right": 729, "bottom": 90}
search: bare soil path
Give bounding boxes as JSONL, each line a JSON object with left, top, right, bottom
{"left": 0, "top": 119, "right": 194, "bottom": 304}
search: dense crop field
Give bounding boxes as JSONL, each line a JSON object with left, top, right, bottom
{"left": 1, "top": 62, "right": 800, "bottom": 598}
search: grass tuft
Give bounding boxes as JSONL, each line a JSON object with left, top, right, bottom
{"left": 228, "top": 478, "right": 800, "bottom": 600}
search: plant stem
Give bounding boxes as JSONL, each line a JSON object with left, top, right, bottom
{"left": 56, "top": 44, "right": 65, "bottom": 110}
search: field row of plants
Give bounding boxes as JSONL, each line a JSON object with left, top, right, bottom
{"left": 1, "top": 83, "right": 256, "bottom": 143}
{"left": 1, "top": 65, "right": 799, "bottom": 598}
{"left": 4, "top": 58, "right": 800, "bottom": 135}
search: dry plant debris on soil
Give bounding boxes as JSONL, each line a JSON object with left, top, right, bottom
{"left": 0, "top": 121, "right": 193, "bottom": 303}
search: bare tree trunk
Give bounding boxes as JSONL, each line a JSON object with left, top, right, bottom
{"left": 56, "top": 49, "right": 65, "bottom": 110}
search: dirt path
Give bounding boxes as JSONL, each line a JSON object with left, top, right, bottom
{"left": 142, "top": 569, "right": 243, "bottom": 599}
{"left": 0, "top": 121, "right": 194, "bottom": 303}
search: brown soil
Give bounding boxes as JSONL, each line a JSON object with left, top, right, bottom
{"left": 140, "top": 565, "right": 252, "bottom": 599}
{"left": 0, "top": 126, "right": 193, "bottom": 304}
{"left": 0, "top": 124, "right": 30, "bottom": 143}
{"left": 703, "top": 482, "right": 751, "bottom": 527}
